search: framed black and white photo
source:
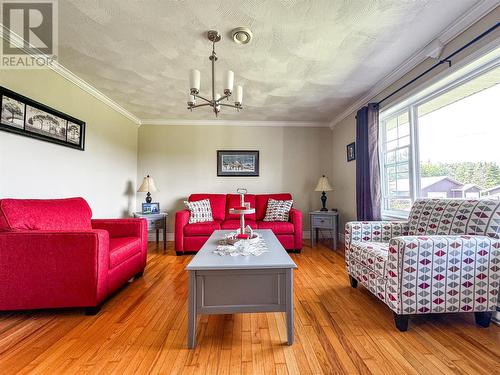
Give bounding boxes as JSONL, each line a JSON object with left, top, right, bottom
{"left": 347, "top": 142, "right": 356, "bottom": 162}
{"left": 217, "top": 150, "right": 259, "bottom": 177}
{"left": 0, "top": 86, "right": 85, "bottom": 150}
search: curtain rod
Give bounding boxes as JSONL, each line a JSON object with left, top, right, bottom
{"left": 377, "top": 22, "right": 500, "bottom": 106}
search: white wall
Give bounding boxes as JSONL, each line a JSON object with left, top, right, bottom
{"left": 0, "top": 69, "right": 139, "bottom": 218}
{"left": 137, "top": 124, "right": 333, "bottom": 232}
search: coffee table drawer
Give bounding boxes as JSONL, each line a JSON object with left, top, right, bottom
{"left": 312, "top": 216, "right": 333, "bottom": 228}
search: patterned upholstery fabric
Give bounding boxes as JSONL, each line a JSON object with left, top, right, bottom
{"left": 263, "top": 199, "right": 293, "bottom": 222}
{"left": 345, "top": 199, "right": 500, "bottom": 316}
{"left": 184, "top": 199, "right": 214, "bottom": 224}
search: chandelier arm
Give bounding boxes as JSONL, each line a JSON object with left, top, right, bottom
{"left": 219, "top": 103, "right": 243, "bottom": 109}
{"left": 216, "top": 94, "right": 231, "bottom": 103}
{"left": 196, "top": 94, "right": 212, "bottom": 103}
{"left": 189, "top": 103, "right": 212, "bottom": 109}
{"left": 211, "top": 40, "right": 216, "bottom": 103}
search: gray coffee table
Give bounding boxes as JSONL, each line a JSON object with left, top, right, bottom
{"left": 186, "top": 229, "right": 297, "bottom": 348}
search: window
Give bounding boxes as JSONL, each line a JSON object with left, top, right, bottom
{"left": 380, "top": 49, "right": 500, "bottom": 217}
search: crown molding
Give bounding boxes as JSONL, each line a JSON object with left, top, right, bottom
{"left": 141, "top": 119, "right": 329, "bottom": 127}
{"left": 0, "top": 25, "right": 141, "bottom": 126}
{"left": 328, "top": 0, "right": 499, "bottom": 129}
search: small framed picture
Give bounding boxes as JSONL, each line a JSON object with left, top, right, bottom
{"left": 142, "top": 202, "right": 160, "bottom": 214}
{"left": 346, "top": 142, "right": 356, "bottom": 162}
{"left": 150, "top": 202, "right": 160, "bottom": 214}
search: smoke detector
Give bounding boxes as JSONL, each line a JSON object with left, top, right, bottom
{"left": 231, "top": 27, "right": 252, "bottom": 45}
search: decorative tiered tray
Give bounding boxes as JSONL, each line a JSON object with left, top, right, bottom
{"left": 228, "top": 188, "right": 255, "bottom": 240}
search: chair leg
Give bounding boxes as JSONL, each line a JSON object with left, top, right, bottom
{"left": 394, "top": 313, "right": 409, "bottom": 332}
{"left": 349, "top": 275, "right": 358, "bottom": 288}
{"left": 474, "top": 311, "right": 492, "bottom": 328}
{"left": 85, "top": 304, "right": 102, "bottom": 316}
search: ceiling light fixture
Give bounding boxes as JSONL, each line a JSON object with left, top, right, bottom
{"left": 231, "top": 27, "right": 252, "bottom": 45}
{"left": 187, "top": 30, "right": 244, "bottom": 117}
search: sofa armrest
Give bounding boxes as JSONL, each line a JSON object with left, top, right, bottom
{"left": 345, "top": 221, "right": 409, "bottom": 248}
{"left": 0, "top": 230, "right": 110, "bottom": 310}
{"left": 385, "top": 235, "right": 500, "bottom": 314}
{"left": 289, "top": 208, "right": 303, "bottom": 250}
{"left": 92, "top": 218, "right": 148, "bottom": 267}
{"left": 175, "top": 210, "right": 190, "bottom": 252}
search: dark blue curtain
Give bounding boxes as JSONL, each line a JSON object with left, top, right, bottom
{"left": 356, "top": 103, "right": 381, "bottom": 221}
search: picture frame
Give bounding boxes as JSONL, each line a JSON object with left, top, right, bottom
{"left": 217, "top": 150, "right": 259, "bottom": 177}
{"left": 346, "top": 142, "right": 356, "bottom": 162}
{"left": 0, "top": 86, "right": 85, "bottom": 150}
{"left": 142, "top": 202, "right": 160, "bottom": 214}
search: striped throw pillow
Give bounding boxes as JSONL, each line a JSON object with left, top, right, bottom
{"left": 184, "top": 199, "right": 214, "bottom": 223}
{"left": 263, "top": 199, "right": 293, "bottom": 222}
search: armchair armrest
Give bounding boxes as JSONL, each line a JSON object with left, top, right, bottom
{"left": 175, "top": 210, "right": 190, "bottom": 252}
{"left": 345, "top": 221, "right": 409, "bottom": 247}
{"left": 289, "top": 208, "right": 303, "bottom": 250}
{"left": 92, "top": 218, "right": 147, "bottom": 266}
{"left": 385, "top": 235, "right": 500, "bottom": 314}
{"left": 0, "top": 230, "right": 110, "bottom": 310}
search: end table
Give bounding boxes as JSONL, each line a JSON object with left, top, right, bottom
{"left": 309, "top": 211, "right": 339, "bottom": 250}
{"left": 133, "top": 212, "right": 168, "bottom": 253}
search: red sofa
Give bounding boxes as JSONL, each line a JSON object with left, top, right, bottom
{"left": 175, "top": 193, "right": 302, "bottom": 254}
{"left": 0, "top": 198, "right": 147, "bottom": 314}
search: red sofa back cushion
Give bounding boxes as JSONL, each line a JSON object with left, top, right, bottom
{"left": 0, "top": 197, "right": 93, "bottom": 231}
{"left": 189, "top": 194, "right": 227, "bottom": 221}
{"left": 226, "top": 194, "right": 256, "bottom": 221}
{"left": 255, "top": 193, "right": 293, "bottom": 221}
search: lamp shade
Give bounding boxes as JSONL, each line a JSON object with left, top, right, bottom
{"left": 314, "top": 175, "right": 333, "bottom": 192}
{"left": 189, "top": 69, "right": 200, "bottom": 91}
{"left": 235, "top": 85, "right": 243, "bottom": 103}
{"left": 138, "top": 175, "right": 158, "bottom": 193}
{"left": 224, "top": 70, "right": 234, "bottom": 92}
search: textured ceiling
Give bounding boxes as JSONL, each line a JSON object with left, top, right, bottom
{"left": 59, "top": 0, "right": 479, "bottom": 123}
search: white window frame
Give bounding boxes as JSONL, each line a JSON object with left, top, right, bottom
{"left": 379, "top": 52, "right": 500, "bottom": 219}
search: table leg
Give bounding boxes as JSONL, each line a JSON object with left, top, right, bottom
{"left": 156, "top": 228, "right": 159, "bottom": 246}
{"left": 188, "top": 271, "right": 196, "bottom": 349}
{"left": 333, "top": 217, "right": 338, "bottom": 250}
{"left": 286, "top": 268, "right": 294, "bottom": 345}
{"left": 310, "top": 226, "right": 314, "bottom": 247}
{"left": 163, "top": 228, "right": 167, "bottom": 253}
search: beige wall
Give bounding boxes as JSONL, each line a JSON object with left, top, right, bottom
{"left": 0, "top": 69, "right": 139, "bottom": 218}
{"left": 137, "top": 125, "right": 333, "bottom": 233}
{"left": 330, "top": 8, "right": 500, "bottom": 230}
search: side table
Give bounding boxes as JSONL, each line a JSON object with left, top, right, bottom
{"left": 309, "top": 211, "right": 339, "bottom": 250}
{"left": 133, "top": 212, "right": 168, "bottom": 253}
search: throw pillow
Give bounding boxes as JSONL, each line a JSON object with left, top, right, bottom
{"left": 184, "top": 199, "right": 214, "bottom": 223}
{"left": 263, "top": 198, "right": 293, "bottom": 222}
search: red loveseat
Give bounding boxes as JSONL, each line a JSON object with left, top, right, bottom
{"left": 175, "top": 193, "right": 302, "bottom": 254}
{"left": 0, "top": 198, "right": 147, "bottom": 314}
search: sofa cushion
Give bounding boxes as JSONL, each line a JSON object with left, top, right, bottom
{"left": 349, "top": 241, "right": 389, "bottom": 278}
{"left": 257, "top": 221, "right": 294, "bottom": 234}
{"left": 255, "top": 193, "right": 292, "bottom": 221}
{"left": 109, "top": 237, "right": 142, "bottom": 268}
{"left": 184, "top": 221, "right": 222, "bottom": 236}
{"left": 0, "top": 197, "right": 92, "bottom": 232}
{"left": 189, "top": 194, "right": 227, "bottom": 221}
{"left": 221, "top": 220, "right": 257, "bottom": 230}
{"left": 184, "top": 199, "right": 213, "bottom": 223}
{"left": 226, "top": 194, "right": 256, "bottom": 221}
{"left": 263, "top": 198, "right": 293, "bottom": 222}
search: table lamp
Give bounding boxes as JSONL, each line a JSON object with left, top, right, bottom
{"left": 314, "top": 175, "right": 333, "bottom": 211}
{"left": 137, "top": 175, "right": 158, "bottom": 203}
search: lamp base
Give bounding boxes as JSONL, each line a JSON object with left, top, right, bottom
{"left": 146, "top": 192, "right": 152, "bottom": 203}
{"left": 320, "top": 191, "right": 328, "bottom": 211}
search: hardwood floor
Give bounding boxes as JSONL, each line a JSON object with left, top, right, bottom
{"left": 1, "top": 241, "right": 499, "bottom": 374}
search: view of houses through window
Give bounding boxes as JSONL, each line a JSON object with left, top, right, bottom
{"left": 380, "top": 54, "right": 500, "bottom": 216}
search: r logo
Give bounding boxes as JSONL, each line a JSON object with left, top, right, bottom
{"left": 2, "top": 1, "right": 54, "bottom": 55}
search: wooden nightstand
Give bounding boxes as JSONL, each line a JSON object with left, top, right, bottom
{"left": 133, "top": 212, "right": 168, "bottom": 253}
{"left": 309, "top": 211, "right": 339, "bottom": 250}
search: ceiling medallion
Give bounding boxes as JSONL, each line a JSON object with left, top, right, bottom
{"left": 187, "top": 30, "right": 245, "bottom": 117}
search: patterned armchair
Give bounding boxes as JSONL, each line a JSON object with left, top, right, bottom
{"left": 345, "top": 199, "right": 500, "bottom": 331}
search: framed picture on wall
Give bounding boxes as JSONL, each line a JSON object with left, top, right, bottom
{"left": 346, "top": 142, "right": 355, "bottom": 162}
{"left": 0, "top": 86, "right": 86, "bottom": 150}
{"left": 217, "top": 150, "right": 259, "bottom": 177}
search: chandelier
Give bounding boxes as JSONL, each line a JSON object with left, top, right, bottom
{"left": 187, "top": 30, "right": 244, "bottom": 117}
